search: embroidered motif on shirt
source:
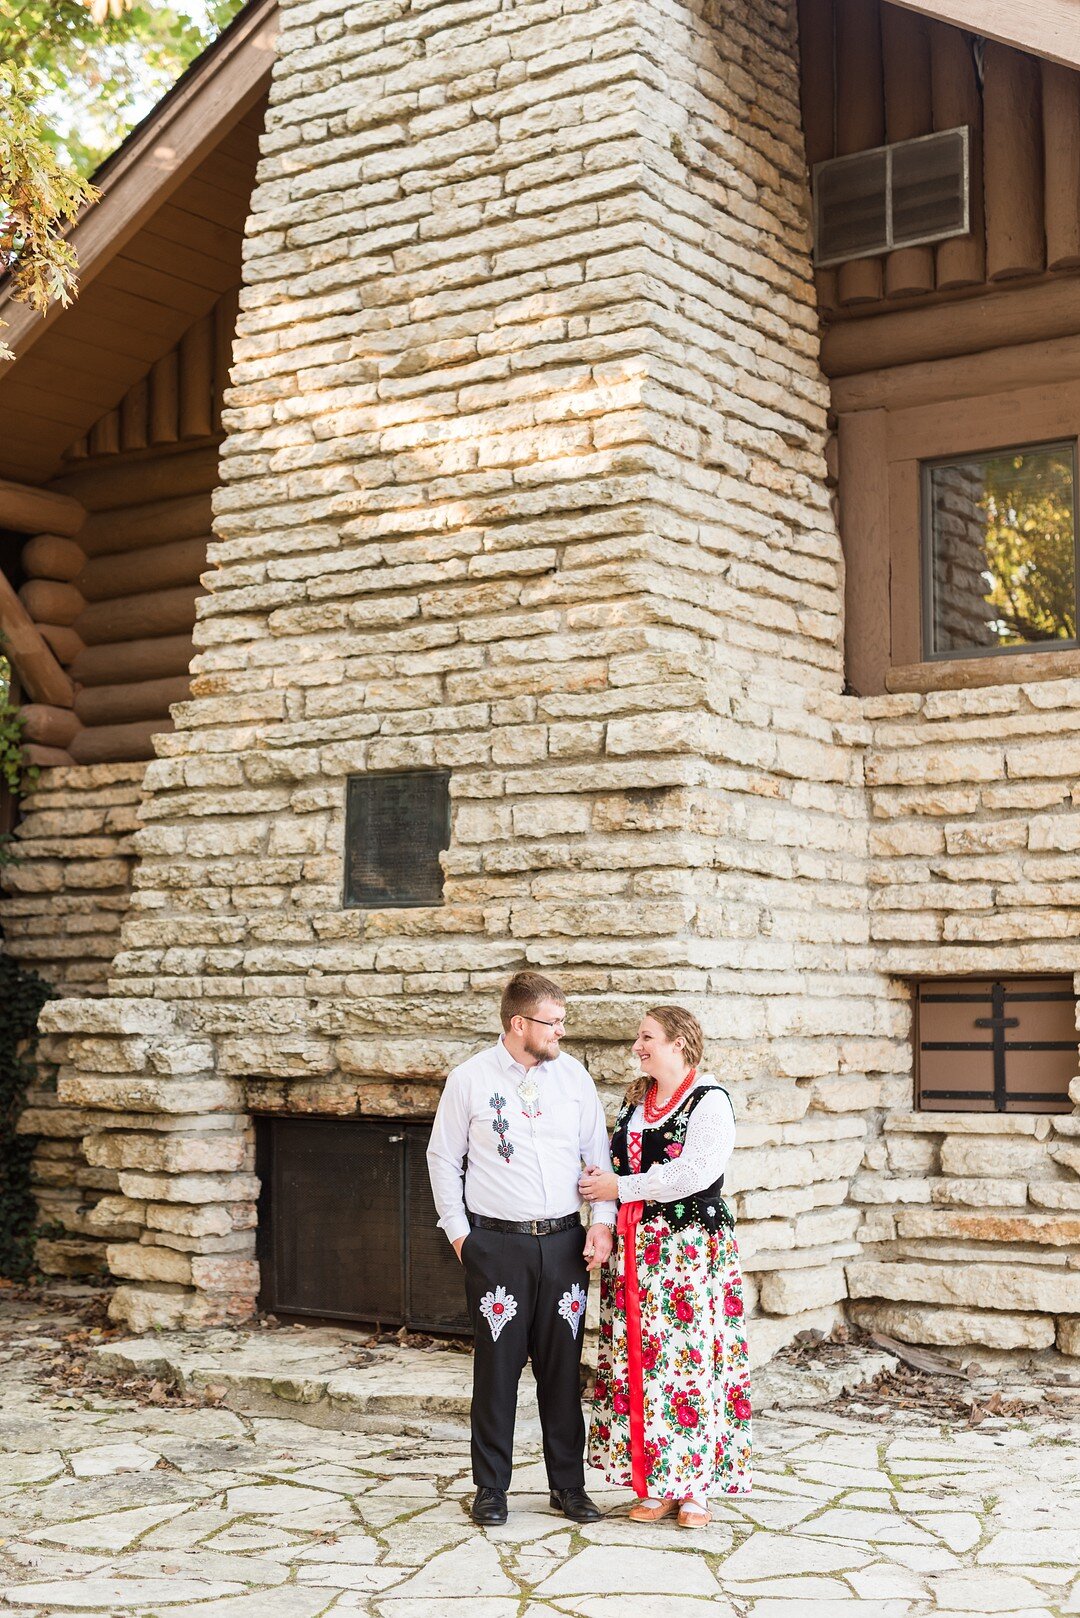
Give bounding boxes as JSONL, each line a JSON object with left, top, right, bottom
{"left": 490, "top": 1093, "right": 514, "bottom": 1162}
{"left": 479, "top": 1286, "right": 517, "bottom": 1341}
{"left": 558, "top": 1283, "right": 587, "bottom": 1339}
{"left": 516, "top": 1073, "right": 542, "bottom": 1119}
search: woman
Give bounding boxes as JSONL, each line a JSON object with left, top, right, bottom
{"left": 580, "top": 1005, "right": 751, "bottom": 1526}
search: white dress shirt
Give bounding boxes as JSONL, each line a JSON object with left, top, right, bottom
{"left": 427, "top": 1037, "right": 617, "bottom": 1244}
{"left": 616, "top": 1077, "right": 736, "bottom": 1203}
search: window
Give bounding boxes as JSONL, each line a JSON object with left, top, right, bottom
{"left": 923, "top": 441, "right": 1079, "bottom": 660}
{"left": 814, "top": 128, "right": 969, "bottom": 268}
{"left": 343, "top": 769, "right": 450, "bottom": 908}
{"left": 916, "top": 978, "right": 1077, "bottom": 1114}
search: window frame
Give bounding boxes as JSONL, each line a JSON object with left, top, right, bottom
{"left": 918, "top": 435, "right": 1080, "bottom": 665}
{"left": 914, "top": 976, "right": 1078, "bottom": 1115}
{"left": 837, "top": 369, "right": 1080, "bottom": 695}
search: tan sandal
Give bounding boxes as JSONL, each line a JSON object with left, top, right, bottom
{"left": 677, "top": 1500, "right": 712, "bottom": 1528}
{"left": 628, "top": 1497, "right": 679, "bottom": 1522}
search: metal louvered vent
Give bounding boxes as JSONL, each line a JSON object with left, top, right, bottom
{"left": 813, "top": 126, "right": 969, "bottom": 267}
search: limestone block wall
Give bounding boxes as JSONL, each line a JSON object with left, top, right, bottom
{"left": 849, "top": 682, "right": 1080, "bottom": 1355}
{"left": 1, "top": 762, "right": 146, "bottom": 1275}
{"left": 33, "top": 0, "right": 899, "bottom": 1346}
{"left": 1, "top": 763, "right": 145, "bottom": 995}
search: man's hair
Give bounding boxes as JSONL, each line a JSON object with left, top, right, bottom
{"left": 500, "top": 970, "right": 566, "bottom": 1031}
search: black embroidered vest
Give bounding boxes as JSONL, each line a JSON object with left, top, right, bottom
{"left": 611, "top": 1083, "right": 735, "bottom": 1233}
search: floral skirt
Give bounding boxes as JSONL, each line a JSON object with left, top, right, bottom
{"left": 587, "top": 1212, "right": 752, "bottom": 1499}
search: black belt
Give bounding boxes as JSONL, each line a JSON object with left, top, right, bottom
{"left": 468, "top": 1212, "right": 581, "bottom": 1237}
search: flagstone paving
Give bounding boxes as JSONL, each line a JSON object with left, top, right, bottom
{"left": 1, "top": 1294, "right": 1079, "bottom": 1617}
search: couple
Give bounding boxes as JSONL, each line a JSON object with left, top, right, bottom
{"left": 426, "top": 971, "right": 752, "bottom": 1531}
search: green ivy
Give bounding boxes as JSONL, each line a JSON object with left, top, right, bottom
{"left": 0, "top": 646, "right": 36, "bottom": 869}
{"left": 0, "top": 955, "right": 52, "bottom": 1280}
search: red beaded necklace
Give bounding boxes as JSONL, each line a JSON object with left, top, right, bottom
{"left": 642, "top": 1066, "right": 698, "bottom": 1124}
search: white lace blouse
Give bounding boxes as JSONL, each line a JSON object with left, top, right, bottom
{"left": 616, "top": 1076, "right": 736, "bottom": 1204}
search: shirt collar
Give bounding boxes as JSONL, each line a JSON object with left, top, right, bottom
{"left": 496, "top": 1034, "right": 548, "bottom": 1078}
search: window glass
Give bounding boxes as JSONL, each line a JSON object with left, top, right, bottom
{"left": 924, "top": 441, "right": 1078, "bottom": 657}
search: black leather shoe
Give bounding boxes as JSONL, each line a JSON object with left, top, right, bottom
{"left": 549, "top": 1486, "right": 602, "bottom": 1522}
{"left": 471, "top": 1486, "right": 508, "bottom": 1525}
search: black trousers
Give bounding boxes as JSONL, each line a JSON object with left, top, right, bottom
{"left": 462, "top": 1222, "right": 590, "bottom": 1491}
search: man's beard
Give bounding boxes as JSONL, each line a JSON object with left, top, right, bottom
{"left": 523, "top": 1032, "right": 558, "bottom": 1064}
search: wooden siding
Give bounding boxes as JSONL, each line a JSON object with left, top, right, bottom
{"left": 0, "top": 102, "right": 264, "bottom": 486}
{"left": 798, "top": 0, "right": 1080, "bottom": 331}
{"left": 15, "top": 441, "right": 217, "bottom": 763}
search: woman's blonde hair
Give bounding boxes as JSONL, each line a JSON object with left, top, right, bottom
{"left": 625, "top": 1005, "right": 705, "bottom": 1105}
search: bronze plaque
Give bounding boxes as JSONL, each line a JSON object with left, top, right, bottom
{"left": 344, "top": 769, "right": 450, "bottom": 908}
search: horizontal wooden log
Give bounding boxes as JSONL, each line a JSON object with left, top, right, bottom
{"left": 24, "top": 743, "right": 74, "bottom": 768}
{"left": 78, "top": 493, "right": 214, "bottom": 558}
{"left": 77, "top": 537, "right": 209, "bottom": 603}
{"left": 21, "top": 534, "right": 87, "bottom": 582}
{"left": 70, "top": 634, "right": 195, "bottom": 687}
{"left": 19, "top": 704, "right": 82, "bottom": 749}
{"left": 70, "top": 718, "right": 174, "bottom": 765}
{"left": 50, "top": 444, "right": 221, "bottom": 513}
{"left": 0, "top": 478, "right": 85, "bottom": 537}
{"left": 831, "top": 330, "right": 1080, "bottom": 413}
{"left": 18, "top": 579, "right": 86, "bottom": 628}
{"left": 0, "top": 571, "right": 76, "bottom": 707}
{"left": 75, "top": 586, "right": 200, "bottom": 647}
{"left": 38, "top": 624, "right": 86, "bottom": 666}
{"left": 75, "top": 676, "right": 191, "bottom": 727}
{"left": 821, "top": 276, "right": 1080, "bottom": 376}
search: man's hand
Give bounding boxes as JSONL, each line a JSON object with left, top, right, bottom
{"left": 452, "top": 1235, "right": 467, "bottom": 1263}
{"left": 583, "top": 1223, "right": 613, "bottom": 1272}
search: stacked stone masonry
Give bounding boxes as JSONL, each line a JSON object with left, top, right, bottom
{"left": 2, "top": 0, "right": 1078, "bottom": 1354}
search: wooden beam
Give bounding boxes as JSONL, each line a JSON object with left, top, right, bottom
{"left": 1042, "top": 60, "right": 1080, "bottom": 270}
{"left": 835, "top": 0, "right": 885, "bottom": 306}
{"left": 929, "top": 21, "right": 984, "bottom": 289}
{"left": 796, "top": 0, "right": 839, "bottom": 320}
{"left": 888, "top": 0, "right": 1080, "bottom": 74}
{"left": 882, "top": 6, "right": 934, "bottom": 299}
{"left": 830, "top": 330, "right": 1080, "bottom": 413}
{"left": 983, "top": 43, "right": 1045, "bottom": 280}
{"left": 821, "top": 275, "right": 1080, "bottom": 376}
{"left": 70, "top": 718, "right": 173, "bottom": 764}
{"left": 0, "top": 569, "right": 76, "bottom": 707}
{"left": 19, "top": 704, "right": 82, "bottom": 749}
{"left": 838, "top": 411, "right": 891, "bottom": 695}
{"left": 0, "top": 478, "right": 85, "bottom": 537}
{"left": 0, "top": 0, "right": 276, "bottom": 363}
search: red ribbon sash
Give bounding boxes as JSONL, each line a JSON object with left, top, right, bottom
{"left": 617, "top": 1198, "right": 647, "bottom": 1497}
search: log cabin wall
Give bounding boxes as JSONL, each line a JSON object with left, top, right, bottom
{"left": 13, "top": 289, "right": 238, "bottom": 771}
{"left": 797, "top": 0, "right": 1080, "bottom": 335}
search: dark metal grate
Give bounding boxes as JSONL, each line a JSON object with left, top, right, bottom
{"left": 916, "top": 977, "right": 1077, "bottom": 1114}
{"left": 256, "top": 1116, "right": 471, "bottom": 1334}
{"left": 343, "top": 769, "right": 450, "bottom": 909}
{"left": 813, "top": 126, "right": 969, "bottom": 267}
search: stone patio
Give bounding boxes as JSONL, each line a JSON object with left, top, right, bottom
{"left": 2, "top": 1291, "right": 1079, "bottom": 1618}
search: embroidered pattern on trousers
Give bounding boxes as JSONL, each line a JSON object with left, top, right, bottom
{"left": 558, "top": 1284, "right": 587, "bottom": 1339}
{"left": 479, "top": 1286, "right": 517, "bottom": 1340}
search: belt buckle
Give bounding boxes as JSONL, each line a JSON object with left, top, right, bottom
{"left": 529, "top": 1219, "right": 540, "bottom": 1236}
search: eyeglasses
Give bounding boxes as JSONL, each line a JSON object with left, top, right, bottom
{"left": 521, "top": 1015, "right": 566, "bottom": 1032}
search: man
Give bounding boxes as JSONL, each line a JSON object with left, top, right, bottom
{"left": 427, "top": 970, "right": 616, "bottom": 1526}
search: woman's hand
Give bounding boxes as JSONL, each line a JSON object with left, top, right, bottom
{"left": 579, "top": 1167, "right": 619, "bottom": 1203}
